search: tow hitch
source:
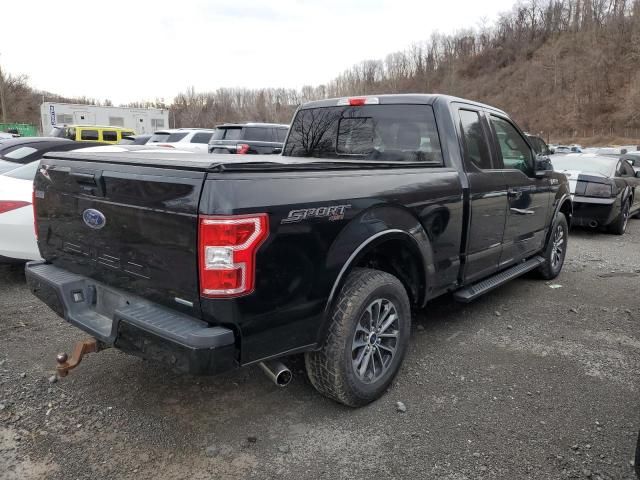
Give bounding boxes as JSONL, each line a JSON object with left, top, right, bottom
{"left": 55, "top": 338, "right": 104, "bottom": 377}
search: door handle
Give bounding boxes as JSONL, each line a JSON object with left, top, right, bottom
{"left": 507, "top": 189, "right": 522, "bottom": 200}
{"left": 510, "top": 208, "right": 535, "bottom": 215}
{"left": 69, "top": 172, "right": 96, "bottom": 184}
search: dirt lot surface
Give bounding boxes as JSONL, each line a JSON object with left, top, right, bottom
{"left": 1, "top": 222, "right": 639, "bottom": 480}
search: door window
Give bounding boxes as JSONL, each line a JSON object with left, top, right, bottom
{"left": 102, "top": 130, "right": 118, "bottom": 142}
{"left": 244, "top": 127, "right": 272, "bottom": 142}
{"left": 275, "top": 128, "right": 288, "bottom": 142}
{"left": 490, "top": 116, "right": 534, "bottom": 175}
{"left": 617, "top": 160, "right": 635, "bottom": 177}
{"left": 459, "top": 110, "right": 492, "bottom": 170}
{"left": 190, "top": 132, "right": 214, "bottom": 144}
{"left": 80, "top": 129, "right": 99, "bottom": 141}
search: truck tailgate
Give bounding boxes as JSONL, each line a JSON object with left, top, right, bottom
{"left": 34, "top": 154, "right": 207, "bottom": 317}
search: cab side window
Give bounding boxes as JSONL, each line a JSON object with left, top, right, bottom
{"left": 81, "top": 129, "right": 99, "bottom": 141}
{"left": 490, "top": 116, "right": 534, "bottom": 176}
{"left": 102, "top": 130, "right": 118, "bottom": 142}
{"left": 459, "top": 110, "right": 492, "bottom": 170}
{"left": 191, "top": 132, "right": 214, "bottom": 144}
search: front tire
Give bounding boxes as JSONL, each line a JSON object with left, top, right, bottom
{"left": 305, "top": 268, "right": 411, "bottom": 407}
{"left": 537, "top": 212, "right": 568, "bottom": 280}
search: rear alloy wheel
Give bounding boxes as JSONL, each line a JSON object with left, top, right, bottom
{"left": 537, "top": 212, "right": 568, "bottom": 280}
{"left": 351, "top": 298, "right": 400, "bottom": 384}
{"left": 305, "top": 268, "right": 410, "bottom": 407}
{"left": 609, "top": 199, "right": 630, "bottom": 235}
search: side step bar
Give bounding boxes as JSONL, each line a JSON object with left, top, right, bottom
{"left": 453, "top": 256, "right": 545, "bottom": 303}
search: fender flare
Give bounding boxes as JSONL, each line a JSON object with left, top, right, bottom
{"left": 317, "top": 228, "right": 433, "bottom": 345}
{"left": 545, "top": 193, "right": 572, "bottom": 245}
{"left": 325, "top": 229, "right": 427, "bottom": 310}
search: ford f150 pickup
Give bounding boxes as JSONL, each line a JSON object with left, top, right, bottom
{"left": 26, "top": 94, "right": 572, "bottom": 407}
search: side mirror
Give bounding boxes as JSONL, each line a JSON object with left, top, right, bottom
{"left": 635, "top": 170, "right": 640, "bottom": 178}
{"left": 534, "top": 155, "right": 553, "bottom": 177}
{"left": 272, "top": 147, "right": 283, "bottom": 155}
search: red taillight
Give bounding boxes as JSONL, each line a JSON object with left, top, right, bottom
{"left": 198, "top": 214, "right": 269, "bottom": 297}
{"left": 236, "top": 143, "right": 250, "bottom": 155}
{"left": 0, "top": 200, "right": 30, "bottom": 215}
{"left": 32, "top": 189, "right": 38, "bottom": 240}
{"left": 348, "top": 97, "right": 366, "bottom": 106}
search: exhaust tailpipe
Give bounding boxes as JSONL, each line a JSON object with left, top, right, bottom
{"left": 259, "top": 360, "right": 292, "bottom": 387}
{"left": 589, "top": 220, "right": 598, "bottom": 228}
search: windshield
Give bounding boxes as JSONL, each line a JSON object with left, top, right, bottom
{"left": 2, "top": 161, "right": 39, "bottom": 180}
{"left": 551, "top": 156, "right": 616, "bottom": 176}
{"left": 283, "top": 104, "right": 443, "bottom": 163}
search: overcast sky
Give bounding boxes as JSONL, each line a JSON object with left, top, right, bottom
{"left": 2, "top": 0, "right": 516, "bottom": 105}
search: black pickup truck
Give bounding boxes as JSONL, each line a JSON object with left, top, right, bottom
{"left": 26, "top": 94, "right": 572, "bottom": 407}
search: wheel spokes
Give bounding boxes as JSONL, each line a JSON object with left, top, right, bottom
{"left": 351, "top": 298, "right": 401, "bottom": 383}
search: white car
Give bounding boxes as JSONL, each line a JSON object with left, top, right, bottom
{"left": 0, "top": 161, "right": 41, "bottom": 262}
{"left": 147, "top": 128, "right": 215, "bottom": 152}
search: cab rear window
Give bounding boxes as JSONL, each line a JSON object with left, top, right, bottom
{"left": 283, "top": 104, "right": 443, "bottom": 164}
{"left": 212, "top": 128, "right": 242, "bottom": 141}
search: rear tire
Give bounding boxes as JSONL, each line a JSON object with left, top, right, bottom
{"left": 537, "top": 212, "right": 568, "bottom": 280}
{"left": 609, "top": 199, "right": 630, "bottom": 235}
{"left": 305, "top": 268, "right": 411, "bottom": 407}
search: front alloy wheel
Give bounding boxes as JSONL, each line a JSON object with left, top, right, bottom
{"left": 550, "top": 224, "right": 565, "bottom": 270}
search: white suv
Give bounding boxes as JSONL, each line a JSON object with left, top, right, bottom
{"left": 147, "top": 128, "right": 215, "bottom": 153}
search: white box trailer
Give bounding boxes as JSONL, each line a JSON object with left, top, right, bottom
{"left": 40, "top": 103, "right": 169, "bottom": 136}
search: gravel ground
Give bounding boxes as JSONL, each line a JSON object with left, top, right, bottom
{"left": 1, "top": 221, "right": 639, "bottom": 480}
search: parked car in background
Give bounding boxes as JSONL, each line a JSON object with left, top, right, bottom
{"left": 551, "top": 154, "right": 640, "bottom": 233}
{"left": 147, "top": 128, "right": 215, "bottom": 152}
{"left": 118, "top": 134, "right": 152, "bottom": 145}
{"left": 0, "top": 143, "right": 194, "bottom": 263}
{"left": 554, "top": 145, "right": 582, "bottom": 153}
{"left": 593, "top": 146, "right": 640, "bottom": 156}
{"left": 0, "top": 132, "right": 15, "bottom": 140}
{"left": 209, "top": 123, "right": 288, "bottom": 155}
{"left": 0, "top": 138, "right": 104, "bottom": 174}
{"left": 554, "top": 145, "right": 572, "bottom": 153}
{"left": 50, "top": 125, "right": 135, "bottom": 144}
{"left": 0, "top": 161, "right": 43, "bottom": 262}
{"left": 525, "top": 134, "right": 552, "bottom": 155}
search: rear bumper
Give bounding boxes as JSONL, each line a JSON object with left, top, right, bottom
{"left": 25, "top": 261, "right": 237, "bottom": 375}
{"left": 571, "top": 197, "right": 618, "bottom": 227}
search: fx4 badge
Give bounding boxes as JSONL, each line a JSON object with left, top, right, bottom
{"left": 282, "top": 204, "right": 351, "bottom": 224}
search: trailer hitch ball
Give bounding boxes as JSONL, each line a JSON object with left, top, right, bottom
{"left": 55, "top": 338, "right": 100, "bottom": 377}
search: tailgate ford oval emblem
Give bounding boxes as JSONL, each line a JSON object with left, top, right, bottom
{"left": 82, "top": 209, "right": 106, "bottom": 229}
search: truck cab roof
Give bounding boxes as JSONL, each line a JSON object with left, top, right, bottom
{"left": 300, "top": 93, "right": 507, "bottom": 116}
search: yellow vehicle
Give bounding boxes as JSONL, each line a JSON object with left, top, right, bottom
{"left": 50, "top": 125, "right": 136, "bottom": 144}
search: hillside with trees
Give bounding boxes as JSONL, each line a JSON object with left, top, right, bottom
{"left": 3, "top": 0, "right": 640, "bottom": 143}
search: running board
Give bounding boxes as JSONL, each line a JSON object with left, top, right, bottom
{"left": 453, "top": 256, "right": 545, "bottom": 303}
